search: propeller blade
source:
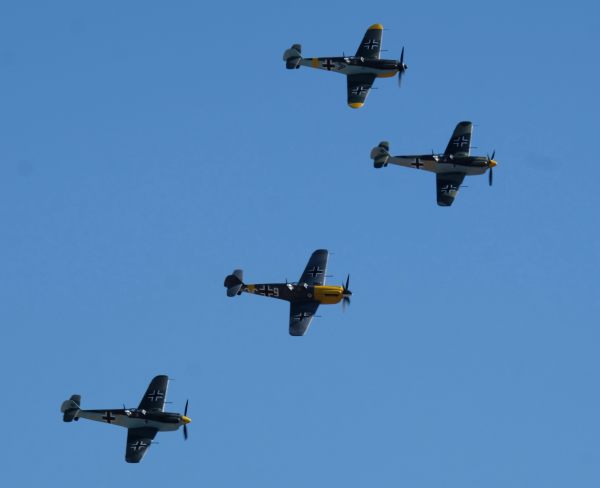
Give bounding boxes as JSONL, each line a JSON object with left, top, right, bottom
{"left": 491, "top": 150, "right": 495, "bottom": 160}
{"left": 489, "top": 167, "right": 493, "bottom": 186}
{"left": 183, "top": 424, "right": 188, "bottom": 440}
{"left": 397, "top": 47, "right": 407, "bottom": 87}
{"left": 344, "top": 274, "right": 350, "bottom": 292}
{"left": 184, "top": 399, "right": 189, "bottom": 416}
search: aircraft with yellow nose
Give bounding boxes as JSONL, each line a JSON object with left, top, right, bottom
{"left": 224, "top": 249, "right": 351, "bottom": 336}
{"left": 283, "top": 24, "right": 407, "bottom": 108}
{"left": 60, "top": 375, "right": 191, "bottom": 463}
{"left": 370, "top": 121, "right": 499, "bottom": 206}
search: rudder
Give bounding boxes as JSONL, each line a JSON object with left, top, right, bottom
{"left": 61, "top": 394, "right": 81, "bottom": 422}
{"left": 283, "top": 44, "right": 302, "bottom": 69}
{"left": 224, "top": 269, "right": 244, "bottom": 297}
{"left": 371, "top": 141, "right": 390, "bottom": 168}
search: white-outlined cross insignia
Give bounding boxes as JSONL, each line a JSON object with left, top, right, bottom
{"left": 351, "top": 86, "right": 368, "bottom": 96}
{"left": 130, "top": 440, "right": 148, "bottom": 451}
{"left": 452, "top": 135, "right": 469, "bottom": 148}
{"left": 260, "top": 285, "right": 277, "bottom": 297}
{"left": 441, "top": 184, "right": 458, "bottom": 195}
{"left": 147, "top": 390, "right": 164, "bottom": 402}
{"left": 102, "top": 411, "right": 116, "bottom": 423}
{"left": 412, "top": 159, "right": 423, "bottom": 169}
{"left": 321, "top": 59, "right": 335, "bottom": 70}
{"left": 293, "top": 311, "right": 313, "bottom": 320}
{"left": 306, "top": 266, "right": 323, "bottom": 278}
{"left": 363, "top": 39, "right": 379, "bottom": 50}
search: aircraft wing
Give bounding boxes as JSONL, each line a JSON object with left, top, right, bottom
{"left": 138, "top": 375, "right": 169, "bottom": 412}
{"left": 436, "top": 173, "right": 466, "bottom": 206}
{"left": 347, "top": 74, "right": 376, "bottom": 108}
{"left": 289, "top": 301, "right": 320, "bottom": 336}
{"left": 444, "top": 121, "right": 473, "bottom": 158}
{"left": 355, "top": 24, "right": 383, "bottom": 59}
{"left": 298, "top": 249, "right": 328, "bottom": 286}
{"left": 125, "top": 427, "right": 158, "bottom": 463}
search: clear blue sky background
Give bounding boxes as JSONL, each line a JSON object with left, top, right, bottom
{"left": 1, "top": 1, "right": 599, "bottom": 486}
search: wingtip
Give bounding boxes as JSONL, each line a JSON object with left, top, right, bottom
{"left": 368, "top": 23, "right": 384, "bottom": 30}
{"left": 348, "top": 102, "right": 364, "bottom": 109}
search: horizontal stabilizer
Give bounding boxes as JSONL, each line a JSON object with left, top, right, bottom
{"left": 371, "top": 141, "right": 390, "bottom": 168}
{"left": 224, "top": 269, "right": 244, "bottom": 297}
{"left": 61, "top": 394, "right": 81, "bottom": 422}
{"left": 283, "top": 44, "right": 302, "bottom": 69}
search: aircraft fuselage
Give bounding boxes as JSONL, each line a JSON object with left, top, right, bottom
{"left": 387, "top": 154, "right": 492, "bottom": 175}
{"left": 76, "top": 409, "right": 189, "bottom": 432}
{"left": 243, "top": 283, "right": 344, "bottom": 305}
{"left": 299, "top": 56, "right": 398, "bottom": 78}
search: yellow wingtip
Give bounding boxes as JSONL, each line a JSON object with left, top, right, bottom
{"left": 349, "top": 102, "right": 364, "bottom": 109}
{"left": 368, "top": 24, "right": 383, "bottom": 30}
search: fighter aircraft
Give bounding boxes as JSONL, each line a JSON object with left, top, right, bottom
{"left": 283, "top": 24, "right": 407, "bottom": 108}
{"left": 224, "top": 249, "right": 351, "bottom": 336}
{"left": 370, "top": 121, "right": 498, "bottom": 206}
{"left": 60, "top": 375, "right": 190, "bottom": 463}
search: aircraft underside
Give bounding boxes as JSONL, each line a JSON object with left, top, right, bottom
{"left": 388, "top": 156, "right": 488, "bottom": 176}
{"left": 300, "top": 58, "right": 396, "bottom": 77}
{"left": 78, "top": 410, "right": 181, "bottom": 431}
{"left": 244, "top": 283, "right": 343, "bottom": 304}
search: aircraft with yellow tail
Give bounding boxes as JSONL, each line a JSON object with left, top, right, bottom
{"left": 283, "top": 24, "right": 407, "bottom": 108}
{"left": 224, "top": 249, "right": 351, "bottom": 336}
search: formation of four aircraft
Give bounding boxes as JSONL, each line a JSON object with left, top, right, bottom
{"left": 61, "top": 24, "right": 498, "bottom": 463}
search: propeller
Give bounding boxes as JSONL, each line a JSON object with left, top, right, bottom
{"left": 397, "top": 47, "right": 408, "bottom": 86}
{"left": 342, "top": 274, "right": 352, "bottom": 310}
{"left": 182, "top": 399, "right": 190, "bottom": 440}
{"left": 486, "top": 150, "right": 496, "bottom": 187}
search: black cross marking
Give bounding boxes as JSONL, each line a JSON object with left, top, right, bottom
{"left": 412, "top": 160, "right": 423, "bottom": 169}
{"left": 260, "top": 285, "right": 276, "bottom": 297}
{"left": 352, "top": 86, "right": 368, "bottom": 96}
{"left": 102, "top": 411, "right": 116, "bottom": 424}
{"left": 306, "top": 266, "right": 323, "bottom": 278}
{"left": 147, "top": 390, "right": 164, "bottom": 402}
{"left": 452, "top": 136, "right": 469, "bottom": 148}
{"left": 441, "top": 185, "right": 457, "bottom": 194}
{"left": 322, "top": 59, "right": 335, "bottom": 70}
{"left": 294, "top": 312, "right": 313, "bottom": 320}
{"left": 130, "top": 440, "right": 148, "bottom": 451}
{"left": 363, "top": 39, "right": 379, "bottom": 50}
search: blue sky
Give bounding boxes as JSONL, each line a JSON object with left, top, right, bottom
{"left": 1, "top": 1, "right": 599, "bottom": 486}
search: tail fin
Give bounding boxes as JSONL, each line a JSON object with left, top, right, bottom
{"left": 371, "top": 141, "right": 390, "bottom": 168}
{"left": 283, "top": 44, "right": 302, "bottom": 69}
{"left": 61, "top": 394, "right": 81, "bottom": 422}
{"left": 224, "top": 269, "right": 244, "bottom": 297}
